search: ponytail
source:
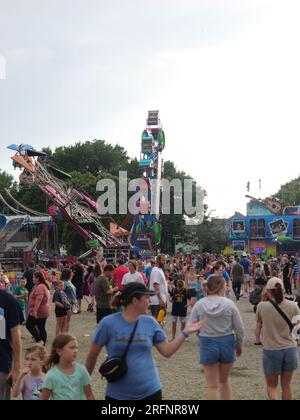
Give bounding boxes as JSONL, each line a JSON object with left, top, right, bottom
{"left": 111, "top": 289, "right": 144, "bottom": 308}
{"left": 43, "top": 334, "right": 76, "bottom": 372}
{"left": 273, "top": 283, "right": 284, "bottom": 304}
{"left": 34, "top": 271, "right": 50, "bottom": 290}
{"left": 111, "top": 292, "right": 122, "bottom": 308}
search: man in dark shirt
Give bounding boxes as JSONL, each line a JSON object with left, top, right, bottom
{"left": 95, "top": 265, "right": 116, "bottom": 324}
{"left": 72, "top": 261, "right": 84, "bottom": 313}
{"left": 231, "top": 257, "right": 244, "bottom": 301}
{"left": 0, "top": 290, "right": 21, "bottom": 400}
{"left": 23, "top": 261, "right": 35, "bottom": 295}
{"left": 282, "top": 255, "right": 292, "bottom": 295}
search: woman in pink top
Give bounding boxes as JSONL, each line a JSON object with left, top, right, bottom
{"left": 26, "top": 272, "right": 51, "bottom": 345}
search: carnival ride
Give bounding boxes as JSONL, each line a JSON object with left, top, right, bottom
{"left": 8, "top": 144, "right": 130, "bottom": 259}
{"left": 7, "top": 110, "right": 165, "bottom": 257}
{"left": 120, "top": 110, "right": 165, "bottom": 254}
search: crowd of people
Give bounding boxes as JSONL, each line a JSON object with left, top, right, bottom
{"left": 0, "top": 251, "right": 300, "bottom": 400}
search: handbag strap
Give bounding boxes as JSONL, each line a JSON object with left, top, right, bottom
{"left": 122, "top": 320, "right": 139, "bottom": 359}
{"left": 269, "top": 300, "right": 293, "bottom": 332}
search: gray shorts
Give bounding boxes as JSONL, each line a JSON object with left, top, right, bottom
{"left": 172, "top": 316, "right": 186, "bottom": 323}
{"left": 0, "top": 372, "right": 11, "bottom": 401}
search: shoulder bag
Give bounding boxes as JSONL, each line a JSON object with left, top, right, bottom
{"left": 99, "top": 320, "right": 139, "bottom": 383}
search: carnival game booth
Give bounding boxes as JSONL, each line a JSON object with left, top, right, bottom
{"left": 227, "top": 197, "right": 300, "bottom": 257}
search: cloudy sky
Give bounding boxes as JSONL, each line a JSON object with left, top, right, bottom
{"left": 1, "top": 0, "right": 300, "bottom": 218}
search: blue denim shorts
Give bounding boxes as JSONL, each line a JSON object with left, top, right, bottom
{"left": 199, "top": 334, "right": 236, "bottom": 365}
{"left": 263, "top": 347, "right": 298, "bottom": 375}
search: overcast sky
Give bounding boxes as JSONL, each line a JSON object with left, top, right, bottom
{"left": 1, "top": 0, "right": 300, "bottom": 218}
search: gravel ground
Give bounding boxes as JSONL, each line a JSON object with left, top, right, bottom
{"left": 20, "top": 296, "right": 300, "bottom": 400}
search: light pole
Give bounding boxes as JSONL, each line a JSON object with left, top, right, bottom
{"left": 172, "top": 235, "right": 181, "bottom": 254}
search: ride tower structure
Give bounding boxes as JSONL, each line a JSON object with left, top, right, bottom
{"left": 129, "top": 110, "right": 165, "bottom": 255}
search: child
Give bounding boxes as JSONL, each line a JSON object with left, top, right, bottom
{"left": 12, "top": 344, "right": 47, "bottom": 400}
{"left": 51, "top": 271, "right": 58, "bottom": 289}
{"left": 0, "top": 272, "right": 10, "bottom": 292}
{"left": 195, "top": 276, "right": 206, "bottom": 301}
{"left": 53, "top": 281, "right": 71, "bottom": 336}
{"left": 170, "top": 279, "right": 188, "bottom": 340}
{"left": 40, "top": 334, "right": 94, "bottom": 400}
{"left": 13, "top": 277, "right": 29, "bottom": 324}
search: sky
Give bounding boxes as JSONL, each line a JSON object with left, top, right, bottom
{"left": 1, "top": 0, "right": 300, "bottom": 218}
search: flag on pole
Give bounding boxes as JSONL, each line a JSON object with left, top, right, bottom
{"left": 259, "top": 179, "right": 262, "bottom": 197}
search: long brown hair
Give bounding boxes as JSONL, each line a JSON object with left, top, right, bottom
{"left": 43, "top": 334, "right": 76, "bottom": 372}
{"left": 269, "top": 283, "right": 284, "bottom": 304}
{"left": 34, "top": 271, "right": 50, "bottom": 290}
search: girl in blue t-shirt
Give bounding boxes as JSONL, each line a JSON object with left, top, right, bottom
{"left": 85, "top": 282, "right": 205, "bottom": 400}
{"left": 40, "top": 334, "right": 94, "bottom": 400}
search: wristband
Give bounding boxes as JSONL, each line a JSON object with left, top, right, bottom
{"left": 181, "top": 330, "right": 189, "bottom": 338}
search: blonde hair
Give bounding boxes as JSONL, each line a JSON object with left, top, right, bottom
{"left": 26, "top": 344, "right": 48, "bottom": 373}
{"left": 129, "top": 260, "right": 137, "bottom": 270}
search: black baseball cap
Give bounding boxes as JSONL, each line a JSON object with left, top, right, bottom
{"left": 121, "top": 282, "right": 156, "bottom": 300}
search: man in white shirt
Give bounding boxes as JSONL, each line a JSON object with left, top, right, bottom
{"left": 121, "top": 260, "right": 144, "bottom": 286}
{"left": 149, "top": 254, "right": 169, "bottom": 318}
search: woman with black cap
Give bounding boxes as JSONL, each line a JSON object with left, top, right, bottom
{"left": 85, "top": 282, "right": 204, "bottom": 400}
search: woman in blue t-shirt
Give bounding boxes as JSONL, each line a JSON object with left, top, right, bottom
{"left": 85, "top": 282, "right": 204, "bottom": 400}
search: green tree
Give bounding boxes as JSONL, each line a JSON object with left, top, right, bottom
{"left": 195, "top": 218, "right": 227, "bottom": 254}
{"left": 15, "top": 185, "right": 47, "bottom": 213}
{"left": 49, "top": 140, "right": 129, "bottom": 177}
{"left": 160, "top": 161, "right": 205, "bottom": 253}
{"left": 68, "top": 171, "right": 98, "bottom": 198}
{"left": 61, "top": 224, "right": 87, "bottom": 256}
{"left": 275, "top": 177, "right": 300, "bottom": 206}
{"left": 0, "top": 170, "right": 18, "bottom": 214}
